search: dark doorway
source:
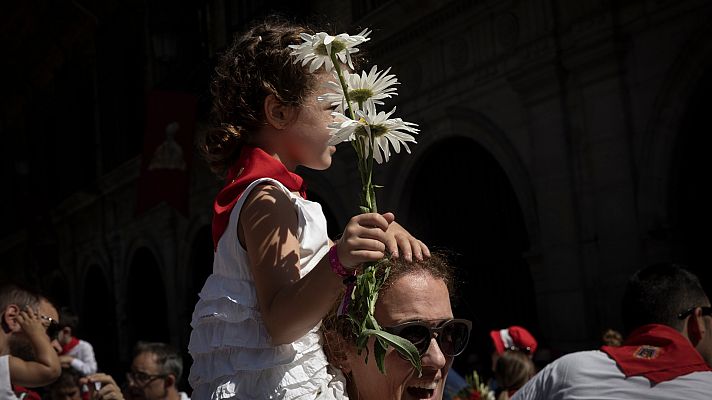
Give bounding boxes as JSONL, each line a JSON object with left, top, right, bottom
{"left": 670, "top": 69, "right": 712, "bottom": 296}
{"left": 82, "top": 265, "right": 119, "bottom": 378}
{"left": 127, "top": 248, "right": 169, "bottom": 347}
{"left": 406, "top": 137, "right": 535, "bottom": 379}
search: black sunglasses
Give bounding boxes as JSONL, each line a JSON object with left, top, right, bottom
{"left": 678, "top": 306, "right": 712, "bottom": 320}
{"left": 383, "top": 318, "right": 472, "bottom": 357}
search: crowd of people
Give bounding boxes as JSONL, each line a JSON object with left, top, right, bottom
{"left": 2, "top": 16, "right": 712, "bottom": 400}
{"left": 0, "top": 285, "right": 189, "bottom": 400}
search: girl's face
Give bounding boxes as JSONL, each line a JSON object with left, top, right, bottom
{"left": 285, "top": 73, "right": 337, "bottom": 171}
{"left": 345, "top": 272, "right": 455, "bottom": 400}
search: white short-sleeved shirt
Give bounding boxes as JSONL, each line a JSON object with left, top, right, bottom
{"left": 188, "top": 178, "right": 346, "bottom": 400}
{"left": 513, "top": 350, "right": 712, "bottom": 400}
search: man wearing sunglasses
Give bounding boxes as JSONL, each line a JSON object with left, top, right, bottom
{"left": 0, "top": 284, "right": 62, "bottom": 399}
{"left": 514, "top": 263, "right": 712, "bottom": 400}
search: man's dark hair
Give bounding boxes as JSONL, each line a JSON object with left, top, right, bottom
{"left": 133, "top": 341, "right": 183, "bottom": 383}
{"left": 622, "top": 263, "right": 708, "bottom": 334}
{"left": 58, "top": 308, "right": 79, "bottom": 331}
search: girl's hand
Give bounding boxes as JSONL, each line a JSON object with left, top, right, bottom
{"left": 337, "top": 213, "right": 393, "bottom": 269}
{"left": 15, "top": 306, "right": 46, "bottom": 339}
{"left": 382, "top": 212, "right": 430, "bottom": 263}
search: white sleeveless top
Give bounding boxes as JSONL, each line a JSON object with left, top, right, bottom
{"left": 188, "top": 178, "right": 347, "bottom": 400}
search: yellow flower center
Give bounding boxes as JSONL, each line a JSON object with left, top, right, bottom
{"left": 355, "top": 123, "right": 388, "bottom": 138}
{"left": 349, "top": 88, "right": 374, "bottom": 104}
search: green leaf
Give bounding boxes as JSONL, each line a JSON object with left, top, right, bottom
{"left": 361, "top": 328, "right": 423, "bottom": 376}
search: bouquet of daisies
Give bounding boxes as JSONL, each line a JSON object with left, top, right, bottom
{"left": 290, "top": 29, "right": 422, "bottom": 374}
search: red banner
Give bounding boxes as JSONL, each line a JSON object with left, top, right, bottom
{"left": 136, "top": 91, "right": 197, "bottom": 217}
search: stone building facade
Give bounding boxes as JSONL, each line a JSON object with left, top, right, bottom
{"left": 1, "top": 0, "right": 710, "bottom": 380}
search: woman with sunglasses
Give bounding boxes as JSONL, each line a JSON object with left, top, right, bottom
{"left": 323, "top": 253, "right": 471, "bottom": 400}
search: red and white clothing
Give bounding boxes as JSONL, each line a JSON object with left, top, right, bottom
{"left": 188, "top": 178, "right": 346, "bottom": 399}
{"left": 61, "top": 338, "right": 98, "bottom": 375}
{"left": 513, "top": 325, "right": 712, "bottom": 400}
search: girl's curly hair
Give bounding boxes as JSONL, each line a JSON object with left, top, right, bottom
{"left": 198, "top": 17, "right": 319, "bottom": 176}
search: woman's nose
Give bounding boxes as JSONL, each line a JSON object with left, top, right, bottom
{"left": 421, "top": 337, "right": 448, "bottom": 369}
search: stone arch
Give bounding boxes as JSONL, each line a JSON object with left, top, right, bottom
{"left": 400, "top": 109, "right": 538, "bottom": 375}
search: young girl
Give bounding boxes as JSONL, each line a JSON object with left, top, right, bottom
{"left": 188, "top": 18, "right": 429, "bottom": 400}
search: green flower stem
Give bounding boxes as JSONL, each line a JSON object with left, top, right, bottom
{"left": 329, "top": 50, "right": 422, "bottom": 376}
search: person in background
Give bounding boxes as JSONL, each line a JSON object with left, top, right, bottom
{"left": 82, "top": 341, "right": 188, "bottom": 400}
{"left": 54, "top": 308, "right": 98, "bottom": 376}
{"left": 48, "top": 369, "right": 82, "bottom": 400}
{"left": 514, "top": 263, "right": 712, "bottom": 399}
{"left": 0, "top": 284, "right": 61, "bottom": 399}
{"left": 488, "top": 325, "right": 537, "bottom": 393}
{"left": 493, "top": 350, "right": 535, "bottom": 400}
{"left": 601, "top": 328, "right": 623, "bottom": 347}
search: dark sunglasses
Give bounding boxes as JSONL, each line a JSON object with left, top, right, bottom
{"left": 383, "top": 318, "right": 472, "bottom": 357}
{"left": 678, "top": 306, "right": 712, "bottom": 320}
{"left": 44, "top": 316, "right": 61, "bottom": 339}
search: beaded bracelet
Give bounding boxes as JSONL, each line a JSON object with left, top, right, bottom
{"left": 328, "top": 244, "right": 352, "bottom": 278}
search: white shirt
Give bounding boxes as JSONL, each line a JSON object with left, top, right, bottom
{"left": 65, "top": 339, "right": 98, "bottom": 375}
{"left": 513, "top": 350, "right": 712, "bottom": 400}
{"left": 0, "top": 355, "right": 19, "bottom": 400}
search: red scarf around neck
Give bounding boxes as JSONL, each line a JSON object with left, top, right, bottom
{"left": 61, "top": 336, "right": 80, "bottom": 355}
{"left": 212, "top": 145, "right": 306, "bottom": 249}
{"left": 601, "top": 323, "right": 712, "bottom": 384}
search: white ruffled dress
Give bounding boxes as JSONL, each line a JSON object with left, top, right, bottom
{"left": 188, "top": 178, "right": 347, "bottom": 400}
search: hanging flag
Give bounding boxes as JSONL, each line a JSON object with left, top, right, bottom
{"left": 136, "top": 90, "right": 196, "bottom": 217}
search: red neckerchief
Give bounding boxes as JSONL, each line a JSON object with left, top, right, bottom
{"left": 601, "top": 324, "right": 712, "bottom": 384}
{"left": 12, "top": 386, "right": 41, "bottom": 400}
{"left": 61, "top": 336, "right": 80, "bottom": 355}
{"left": 212, "top": 145, "right": 306, "bottom": 249}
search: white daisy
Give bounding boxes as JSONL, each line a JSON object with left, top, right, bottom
{"left": 328, "top": 107, "right": 419, "bottom": 164}
{"left": 289, "top": 29, "right": 371, "bottom": 73}
{"left": 319, "top": 65, "right": 399, "bottom": 114}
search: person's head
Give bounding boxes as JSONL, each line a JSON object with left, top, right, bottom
{"left": 200, "top": 16, "right": 344, "bottom": 176}
{"left": 601, "top": 328, "right": 623, "bottom": 347}
{"left": 49, "top": 368, "right": 82, "bottom": 400}
{"left": 324, "top": 253, "right": 471, "bottom": 400}
{"left": 622, "top": 263, "right": 711, "bottom": 365}
{"left": 126, "top": 341, "right": 183, "bottom": 400}
{"left": 494, "top": 350, "right": 536, "bottom": 395}
{"left": 489, "top": 325, "right": 537, "bottom": 371}
{"left": 0, "top": 284, "right": 59, "bottom": 359}
{"left": 54, "top": 308, "right": 79, "bottom": 346}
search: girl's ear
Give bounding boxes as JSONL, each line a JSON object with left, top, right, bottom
{"left": 264, "top": 94, "right": 297, "bottom": 129}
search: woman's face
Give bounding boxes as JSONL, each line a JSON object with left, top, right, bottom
{"left": 345, "top": 272, "right": 454, "bottom": 400}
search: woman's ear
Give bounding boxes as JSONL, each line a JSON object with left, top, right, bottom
{"left": 323, "top": 330, "right": 353, "bottom": 374}
{"left": 264, "top": 94, "right": 297, "bottom": 129}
